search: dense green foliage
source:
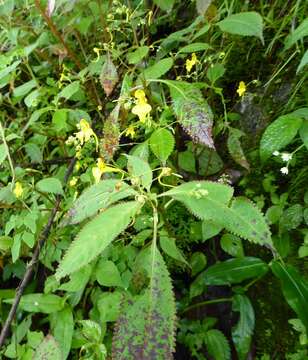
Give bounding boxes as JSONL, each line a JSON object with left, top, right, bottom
{"left": 0, "top": 0, "right": 307, "bottom": 359}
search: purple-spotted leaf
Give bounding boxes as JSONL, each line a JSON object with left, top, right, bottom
{"left": 227, "top": 128, "right": 250, "bottom": 170}
{"left": 101, "top": 103, "right": 120, "bottom": 160}
{"left": 169, "top": 81, "right": 215, "bottom": 149}
{"left": 100, "top": 54, "right": 119, "bottom": 97}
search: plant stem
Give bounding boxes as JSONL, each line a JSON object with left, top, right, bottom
{"left": 0, "top": 121, "right": 16, "bottom": 190}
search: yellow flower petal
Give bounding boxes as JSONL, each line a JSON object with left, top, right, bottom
{"left": 186, "top": 53, "right": 197, "bottom": 73}
{"left": 92, "top": 166, "right": 102, "bottom": 184}
{"left": 125, "top": 125, "right": 136, "bottom": 138}
{"left": 236, "top": 81, "right": 246, "bottom": 97}
{"left": 132, "top": 103, "right": 152, "bottom": 123}
{"left": 13, "top": 182, "right": 23, "bottom": 198}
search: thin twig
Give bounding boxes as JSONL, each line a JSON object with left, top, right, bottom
{"left": 0, "top": 158, "right": 76, "bottom": 348}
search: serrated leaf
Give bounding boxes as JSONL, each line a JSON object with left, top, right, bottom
{"left": 196, "top": 257, "right": 268, "bottom": 286}
{"left": 61, "top": 180, "right": 136, "bottom": 226}
{"left": 56, "top": 201, "right": 140, "bottom": 279}
{"left": 149, "top": 128, "right": 174, "bottom": 163}
{"left": 232, "top": 294, "right": 255, "bottom": 360}
{"left": 127, "top": 46, "right": 149, "bottom": 64}
{"left": 36, "top": 177, "right": 63, "bottom": 195}
{"left": 50, "top": 306, "right": 74, "bottom": 360}
{"left": 271, "top": 261, "right": 308, "bottom": 332}
{"left": 260, "top": 114, "right": 303, "bottom": 163}
{"left": 227, "top": 128, "right": 250, "bottom": 170}
{"left": 100, "top": 54, "right": 119, "bottom": 96}
{"left": 285, "top": 18, "right": 308, "bottom": 50}
{"left": 34, "top": 335, "right": 62, "bottom": 360}
{"left": 169, "top": 81, "right": 215, "bottom": 148}
{"left": 4, "top": 294, "right": 64, "bottom": 313}
{"left": 127, "top": 155, "right": 152, "bottom": 190}
{"left": 142, "top": 57, "right": 173, "bottom": 80}
{"left": 160, "top": 181, "right": 234, "bottom": 220}
{"left": 112, "top": 246, "right": 176, "bottom": 359}
{"left": 218, "top": 12, "right": 264, "bottom": 43}
{"left": 204, "top": 329, "right": 231, "bottom": 360}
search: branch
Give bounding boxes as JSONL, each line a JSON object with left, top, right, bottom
{"left": 0, "top": 158, "right": 76, "bottom": 348}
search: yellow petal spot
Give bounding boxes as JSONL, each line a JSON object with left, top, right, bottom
{"left": 69, "top": 177, "right": 78, "bottom": 187}
{"left": 132, "top": 89, "right": 152, "bottom": 123}
{"left": 236, "top": 81, "right": 246, "bottom": 97}
{"left": 75, "top": 119, "right": 98, "bottom": 150}
{"left": 125, "top": 125, "right": 136, "bottom": 138}
{"left": 186, "top": 53, "right": 198, "bottom": 73}
{"left": 92, "top": 158, "right": 123, "bottom": 184}
{"left": 13, "top": 182, "right": 23, "bottom": 198}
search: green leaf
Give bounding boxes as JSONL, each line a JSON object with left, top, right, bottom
{"left": 196, "top": 0, "right": 212, "bottom": 16}
{"left": 50, "top": 306, "right": 74, "bottom": 360}
{"left": 153, "top": 0, "right": 174, "bottom": 11}
{"left": 34, "top": 335, "right": 62, "bottom": 360}
{"left": 24, "top": 143, "right": 43, "bottom": 164}
{"left": 227, "top": 128, "right": 250, "bottom": 170}
{"left": 202, "top": 220, "right": 223, "bottom": 241}
{"left": 0, "top": 60, "right": 21, "bottom": 82}
{"left": 206, "top": 63, "right": 225, "bottom": 84}
{"left": 285, "top": 18, "right": 308, "bottom": 50}
{"left": 218, "top": 12, "right": 264, "bottom": 43}
{"left": 52, "top": 109, "right": 68, "bottom": 133}
{"left": 62, "top": 179, "right": 136, "bottom": 225}
{"left": 13, "top": 79, "right": 37, "bottom": 98}
{"left": 36, "top": 177, "right": 63, "bottom": 195}
{"left": 260, "top": 114, "right": 303, "bottom": 163}
{"left": 127, "top": 46, "right": 149, "bottom": 64}
{"left": 142, "top": 57, "right": 173, "bottom": 80}
{"left": 95, "top": 260, "right": 123, "bottom": 287}
{"left": 56, "top": 201, "right": 140, "bottom": 279}
{"left": 161, "top": 181, "right": 234, "bottom": 220}
{"left": 149, "top": 128, "right": 175, "bottom": 163}
{"left": 112, "top": 246, "right": 176, "bottom": 359}
{"left": 57, "top": 81, "right": 80, "bottom": 101}
{"left": 220, "top": 233, "right": 244, "bottom": 258}
{"left": 58, "top": 264, "right": 92, "bottom": 292}
{"left": 271, "top": 261, "right": 308, "bottom": 332}
{"left": 196, "top": 257, "right": 268, "bottom": 286}
{"left": 178, "top": 42, "right": 211, "bottom": 54}
{"left": 160, "top": 233, "right": 188, "bottom": 265}
{"left": 98, "top": 291, "right": 122, "bottom": 322}
{"left": 0, "top": 143, "right": 7, "bottom": 164}
{"left": 169, "top": 81, "right": 215, "bottom": 148}
{"left": 190, "top": 252, "right": 207, "bottom": 276}
{"left": 204, "top": 329, "right": 231, "bottom": 360}
{"left": 299, "top": 120, "right": 308, "bottom": 149}
{"left": 127, "top": 155, "right": 152, "bottom": 190}
{"left": 297, "top": 50, "right": 308, "bottom": 74}
{"left": 24, "top": 89, "right": 41, "bottom": 108}
{"left": 5, "top": 294, "right": 64, "bottom": 313}
{"left": 78, "top": 320, "right": 102, "bottom": 343}
{"left": 232, "top": 294, "right": 255, "bottom": 360}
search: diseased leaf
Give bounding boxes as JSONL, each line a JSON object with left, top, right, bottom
{"left": 100, "top": 54, "right": 119, "bottom": 96}
{"left": 196, "top": 257, "right": 268, "bottom": 286}
{"left": 149, "top": 128, "right": 175, "bottom": 163}
{"left": 218, "top": 12, "right": 264, "bottom": 43}
{"left": 260, "top": 114, "right": 303, "bottom": 163}
{"left": 61, "top": 179, "right": 136, "bottom": 226}
{"left": 34, "top": 335, "right": 62, "bottom": 360}
{"left": 227, "top": 128, "right": 250, "bottom": 170}
{"left": 271, "top": 261, "right": 308, "bottom": 332}
{"left": 112, "top": 246, "right": 176, "bottom": 359}
{"left": 56, "top": 201, "right": 140, "bottom": 279}
{"left": 101, "top": 103, "right": 120, "bottom": 160}
{"left": 169, "top": 81, "right": 215, "bottom": 148}
{"left": 232, "top": 295, "right": 255, "bottom": 360}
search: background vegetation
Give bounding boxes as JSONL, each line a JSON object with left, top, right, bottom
{"left": 0, "top": 0, "right": 307, "bottom": 359}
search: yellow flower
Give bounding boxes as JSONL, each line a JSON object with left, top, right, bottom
{"left": 236, "top": 81, "right": 246, "bottom": 97}
{"left": 13, "top": 182, "right": 23, "bottom": 198}
{"left": 75, "top": 119, "right": 98, "bottom": 150}
{"left": 132, "top": 89, "right": 152, "bottom": 123}
{"left": 92, "top": 158, "right": 122, "bottom": 183}
{"left": 125, "top": 125, "right": 136, "bottom": 138}
{"left": 186, "top": 53, "right": 197, "bottom": 73}
{"left": 69, "top": 177, "right": 78, "bottom": 187}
